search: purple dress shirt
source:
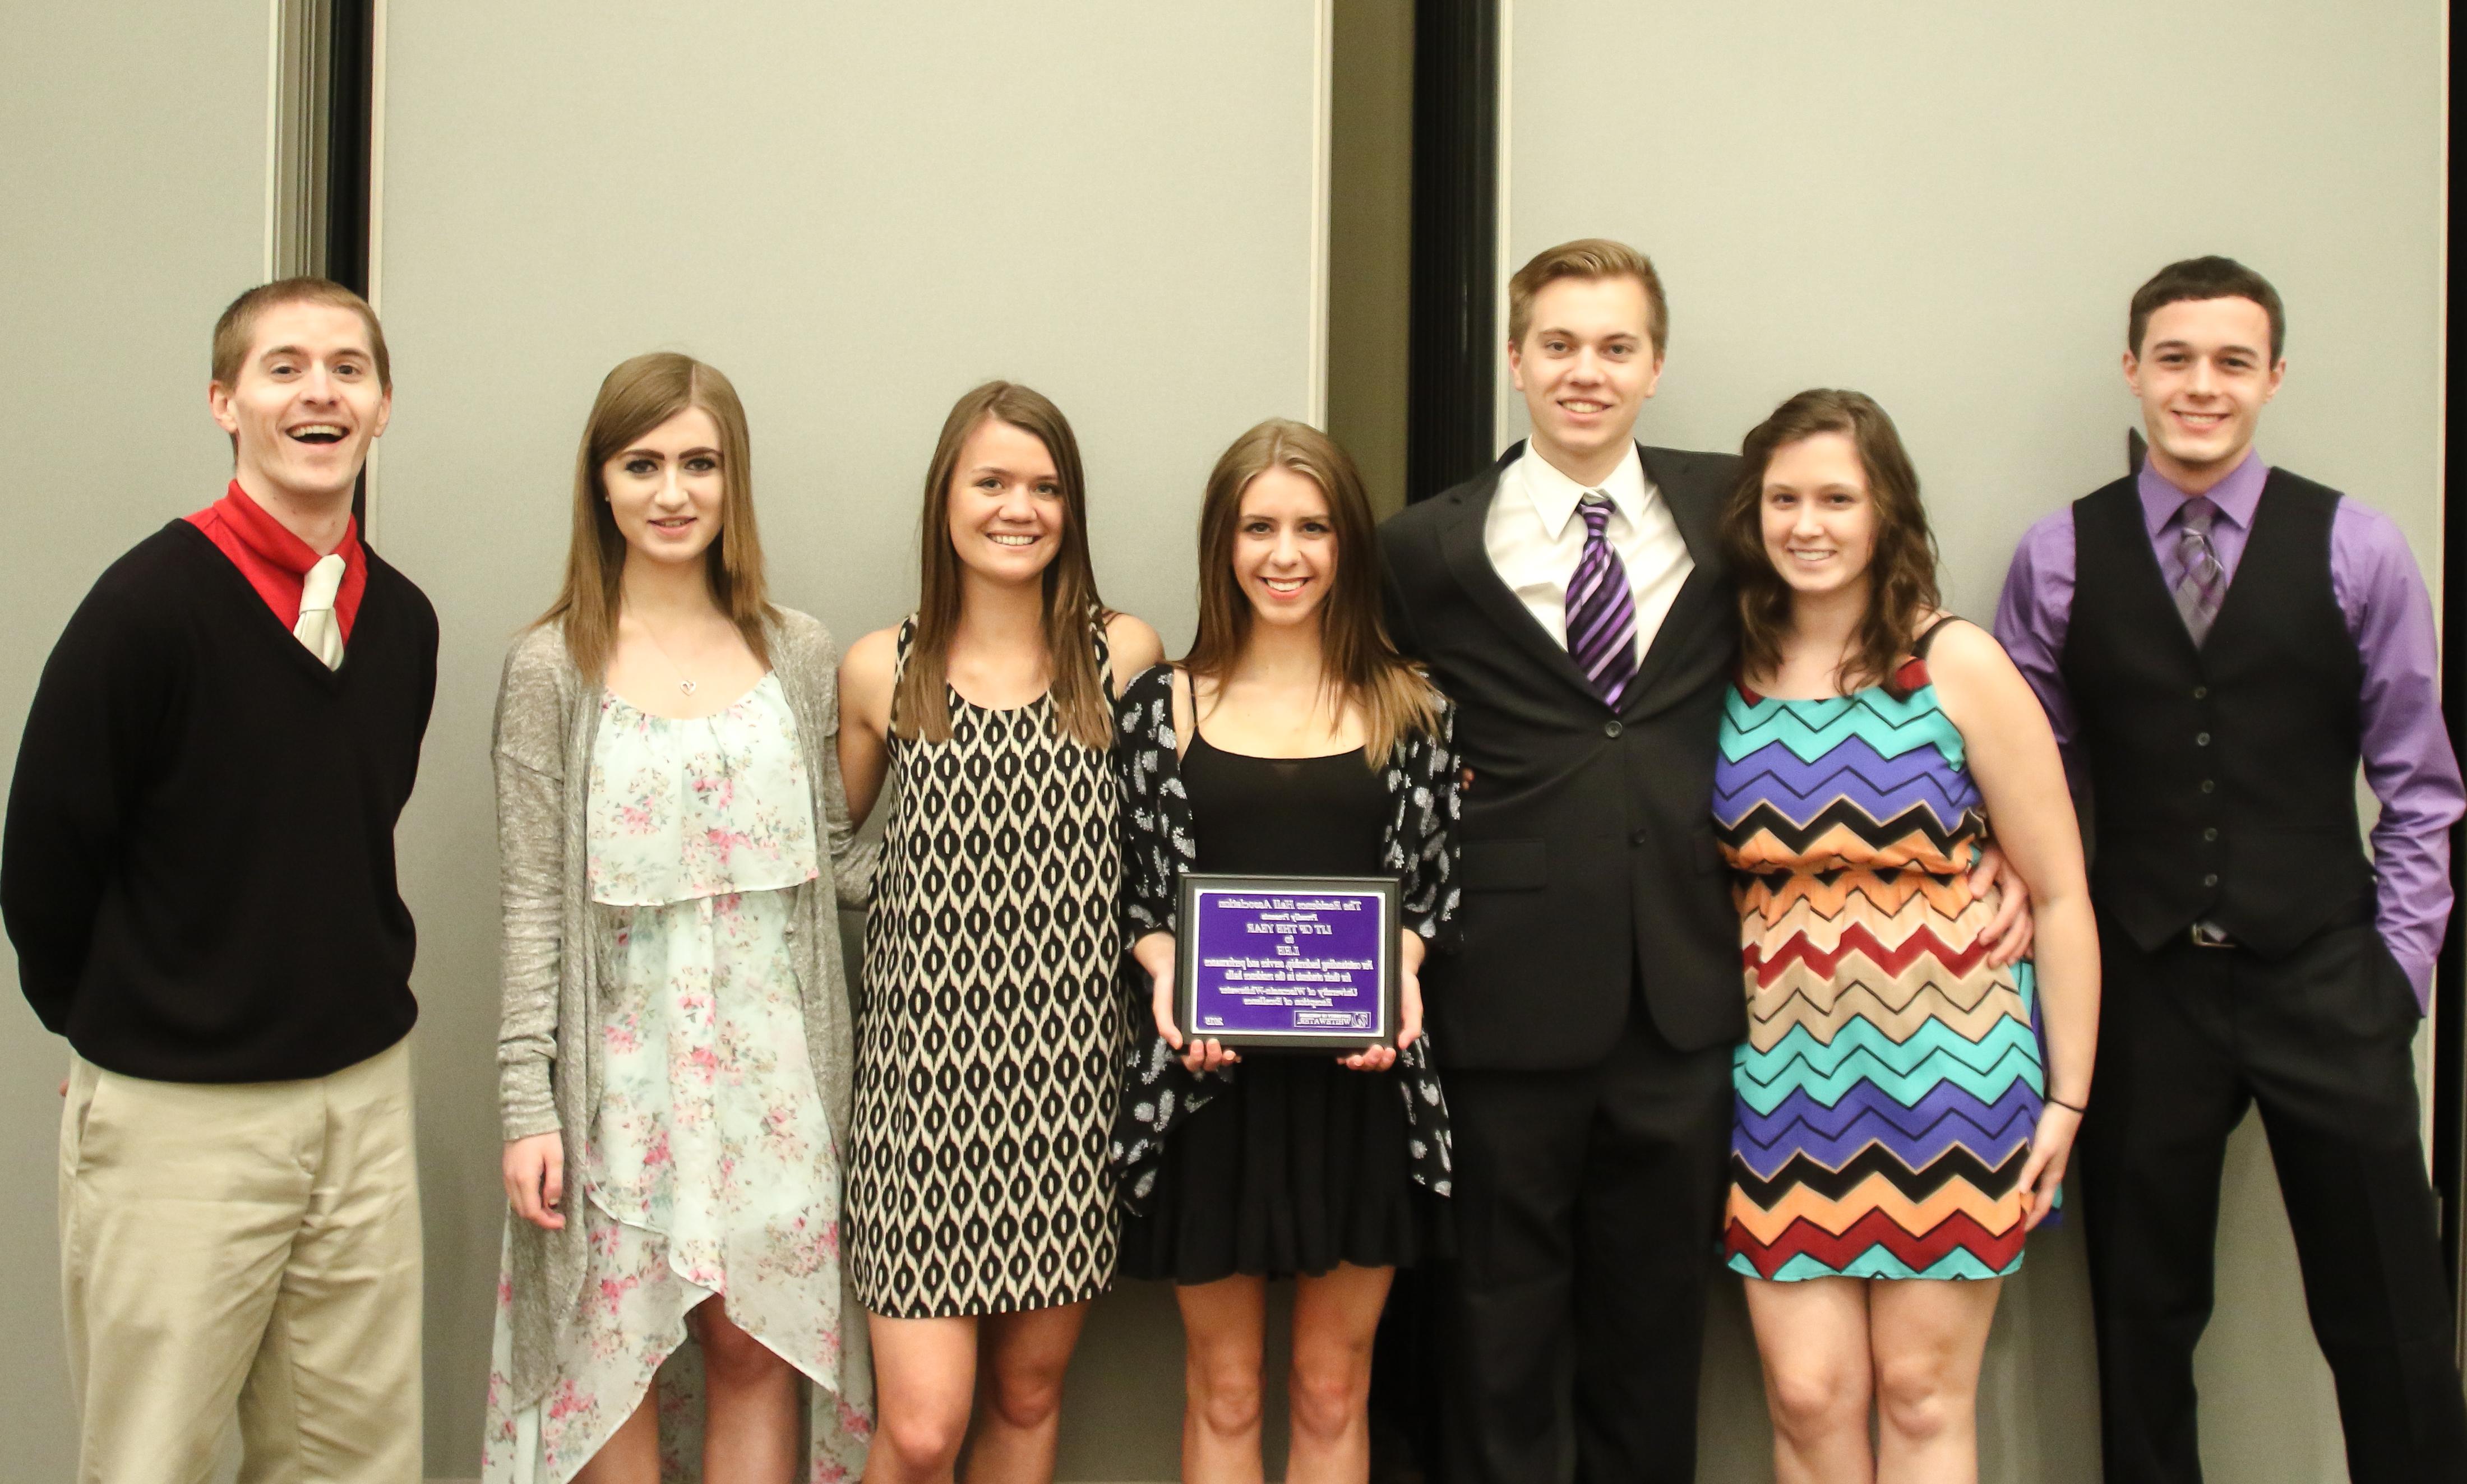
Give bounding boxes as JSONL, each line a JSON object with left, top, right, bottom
{"left": 1994, "top": 450, "right": 2463, "bottom": 1004}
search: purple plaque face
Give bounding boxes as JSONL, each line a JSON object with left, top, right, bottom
{"left": 1186, "top": 884, "right": 1391, "bottom": 1043}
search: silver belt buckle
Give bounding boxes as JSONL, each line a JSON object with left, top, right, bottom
{"left": 2189, "top": 921, "right": 2238, "bottom": 949}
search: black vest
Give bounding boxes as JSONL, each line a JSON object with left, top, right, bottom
{"left": 2060, "top": 469, "right": 2372, "bottom": 956}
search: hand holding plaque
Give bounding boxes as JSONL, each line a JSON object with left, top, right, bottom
{"left": 1172, "top": 873, "right": 1403, "bottom": 1055}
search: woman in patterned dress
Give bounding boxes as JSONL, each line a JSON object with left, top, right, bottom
{"left": 837, "top": 381, "right": 1162, "bottom": 1482}
{"left": 486, "top": 353, "right": 873, "bottom": 1482}
{"left": 1711, "top": 390, "right": 2099, "bottom": 1483}
{"left": 1109, "top": 419, "right": 1458, "bottom": 1484}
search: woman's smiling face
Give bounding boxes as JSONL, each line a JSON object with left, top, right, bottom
{"left": 1759, "top": 429, "right": 1876, "bottom": 598}
{"left": 1232, "top": 466, "right": 1337, "bottom": 628}
{"left": 945, "top": 417, "right": 1064, "bottom": 585}
{"left": 602, "top": 406, "right": 726, "bottom": 568}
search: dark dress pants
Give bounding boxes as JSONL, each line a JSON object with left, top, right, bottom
{"left": 1439, "top": 1006, "right": 1734, "bottom": 1484}
{"left": 2080, "top": 913, "right": 2467, "bottom": 1484}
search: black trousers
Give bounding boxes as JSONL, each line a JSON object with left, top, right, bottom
{"left": 2081, "top": 914, "right": 2467, "bottom": 1484}
{"left": 1436, "top": 1007, "right": 1733, "bottom": 1484}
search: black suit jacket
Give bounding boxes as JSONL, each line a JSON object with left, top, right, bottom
{"left": 1379, "top": 441, "right": 1746, "bottom": 1067}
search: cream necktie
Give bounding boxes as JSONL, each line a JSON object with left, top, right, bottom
{"left": 295, "top": 553, "right": 347, "bottom": 669}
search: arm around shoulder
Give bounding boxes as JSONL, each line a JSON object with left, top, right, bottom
{"left": 1397, "top": 698, "right": 1464, "bottom": 949}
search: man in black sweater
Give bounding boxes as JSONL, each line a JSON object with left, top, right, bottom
{"left": 4, "top": 279, "right": 437, "bottom": 1483}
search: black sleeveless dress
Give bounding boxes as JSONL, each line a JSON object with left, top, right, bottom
{"left": 1114, "top": 725, "right": 1440, "bottom": 1283}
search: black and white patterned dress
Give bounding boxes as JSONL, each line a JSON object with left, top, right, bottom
{"left": 848, "top": 616, "right": 1124, "bottom": 1317}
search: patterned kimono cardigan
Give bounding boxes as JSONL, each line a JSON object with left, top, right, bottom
{"left": 1107, "top": 662, "right": 1464, "bottom": 1211}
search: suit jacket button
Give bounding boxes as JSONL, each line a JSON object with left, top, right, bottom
{"left": 1630, "top": 828, "right": 1649, "bottom": 846}
{"left": 1604, "top": 720, "right": 1624, "bottom": 739}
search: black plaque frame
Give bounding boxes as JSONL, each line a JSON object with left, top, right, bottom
{"left": 1175, "top": 872, "right": 1401, "bottom": 1052}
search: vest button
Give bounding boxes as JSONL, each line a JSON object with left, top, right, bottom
{"left": 2202, "top": 873, "right": 2219, "bottom": 887}
{"left": 2203, "top": 827, "right": 2219, "bottom": 842}
{"left": 2195, "top": 732, "right": 2211, "bottom": 746}
{"left": 1630, "top": 828, "right": 1650, "bottom": 846}
{"left": 1604, "top": 720, "right": 1624, "bottom": 739}
{"left": 2201, "top": 779, "right": 2216, "bottom": 793}
{"left": 2192, "top": 686, "right": 2209, "bottom": 700}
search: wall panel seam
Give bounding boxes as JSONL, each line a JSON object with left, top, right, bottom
{"left": 363, "top": 0, "right": 389, "bottom": 538}
{"left": 1490, "top": 0, "right": 1513, "bottom": 454}
{"left": 1308, "top": 0, "right": 1334, "bottom": 425}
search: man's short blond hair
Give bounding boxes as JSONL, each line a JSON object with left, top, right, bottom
{"left": 1506, "top": 238, "right": 1668, "bottom": 358}
{"left": 211, "top": 278, "right": 391, "bottom": 391}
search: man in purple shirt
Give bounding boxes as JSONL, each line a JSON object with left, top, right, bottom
{"left": 1995, "top": 256, "right": 2467, "bottom": 1483}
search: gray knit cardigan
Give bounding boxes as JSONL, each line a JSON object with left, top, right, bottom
{"left": 491, "top": 607, "right": 875, "bottom": 1412}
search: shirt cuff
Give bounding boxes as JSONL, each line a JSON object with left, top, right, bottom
{"left": 2395, "top": 947, "right": 2436, "bottom": 1013}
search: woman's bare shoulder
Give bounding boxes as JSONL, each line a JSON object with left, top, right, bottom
{"left": 839, "top": 626, "right": 904, "bottom": 718}
{"left": 1105, "top": 611, "right": 1165, "bottom": 677}
{"left": 842, "top": 625, "right": 900, "bottom": 673}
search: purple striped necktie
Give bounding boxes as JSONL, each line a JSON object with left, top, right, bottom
{"left": 1566, "top": 493, "right": 1638, "bottom": 708}
{"left": 2172, "top": 496, "right": 2227, "bottom": 645}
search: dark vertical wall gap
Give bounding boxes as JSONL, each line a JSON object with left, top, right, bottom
{"left": 324, "top": 0, "right": 374, "bottom": 299}
{"left": 1404, "top": 0, "right": 1498, "bottom": 504}
{"left": 1367, "top": 8, "right": 1500, "bottom": 1474}
{"left": 1326, "top": 0, "right": 1416, "bottom": 520}
{"left": 324, "top": 0, "right": 375, "bottom": 525}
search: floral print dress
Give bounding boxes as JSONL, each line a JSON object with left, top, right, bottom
{"left": 482, "top": 674, "right": 865, "bottom": 1483}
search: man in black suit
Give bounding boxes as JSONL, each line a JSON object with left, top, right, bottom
{"left": 1379, "top": 238, "right": 2013, "bottom": 1483}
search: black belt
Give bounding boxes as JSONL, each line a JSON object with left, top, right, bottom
{"left": 2186, "top": 898, "right": 2374, "bottom": 950}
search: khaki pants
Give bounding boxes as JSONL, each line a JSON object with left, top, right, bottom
{"left": 58, "top": 1039, "right": 423, "bottom": 1484}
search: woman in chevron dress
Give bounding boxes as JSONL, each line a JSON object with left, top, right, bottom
{"left": 1712, "top": 390, "right": 2099, "bottom": 1483}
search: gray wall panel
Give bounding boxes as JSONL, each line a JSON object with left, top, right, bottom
{"left": 372, "top": 4, "right": 1327, "bottom": 1474}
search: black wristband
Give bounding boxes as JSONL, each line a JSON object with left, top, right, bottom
{"left": 2046, "top": 1095, "right": 2087, "bottom": 1115}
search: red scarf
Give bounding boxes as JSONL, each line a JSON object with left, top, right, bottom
{"left": 186, "top": 480, "right": 367, "bottom": 642}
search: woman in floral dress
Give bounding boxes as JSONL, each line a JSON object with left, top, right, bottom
{"left": 483, "top": 353, "right": 873, "bottom": 1481}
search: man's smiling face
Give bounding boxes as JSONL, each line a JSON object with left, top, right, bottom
{"left": 1507, "top": 274, "right": 1663, "bottom": 481}
{"left": 2125, "top": 295, "right": 2281, "bottom": 489}
{"left": 210, "top": 300, "right": 391, "bottom": 506}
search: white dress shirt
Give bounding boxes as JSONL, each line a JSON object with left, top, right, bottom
{"left": 1482, "top": 443, "right": 1694, "bottom": 664}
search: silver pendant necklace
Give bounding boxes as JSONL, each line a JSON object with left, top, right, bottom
{"left": 639, "top": 623, "right": 699, "bottom": 695}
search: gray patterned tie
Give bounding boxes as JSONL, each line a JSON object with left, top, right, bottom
{"left": 2172, "top": 497, "right": 2227, "bottom": 646}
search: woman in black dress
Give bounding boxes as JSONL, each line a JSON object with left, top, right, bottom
{"left": 1110, "top": 418, "right": 1459, "bottom": 1482}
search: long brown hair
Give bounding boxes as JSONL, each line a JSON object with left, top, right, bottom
{"left": 539, "top": 353, "right": 772, "bottom": 680}
{"left": 1183, "top": 418, "right": 1439, "bottom": 768}
{"left": 1720, "top": 389, "right": 1939, "bottom": 694}
{"left": 892, "top": 381, "right": 1114, "bottom": 750}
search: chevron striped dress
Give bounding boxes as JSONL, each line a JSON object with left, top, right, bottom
{"left": 1713, "top": 647, "right": 2048, "bottom": 1282}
